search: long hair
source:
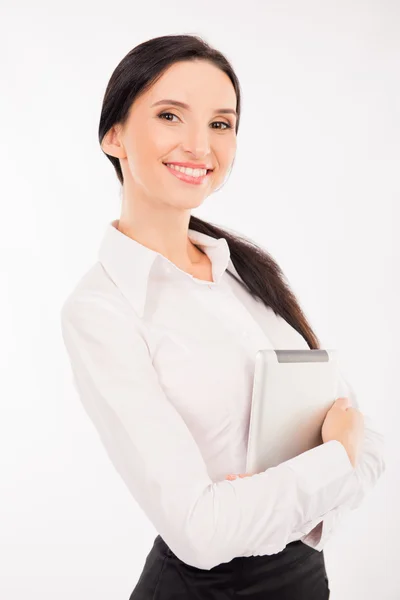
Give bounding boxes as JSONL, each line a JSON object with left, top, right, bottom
{"left": 98, "top": 34, "right": 321, "bottom": 350}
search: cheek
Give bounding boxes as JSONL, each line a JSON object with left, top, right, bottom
{"left": 132, "top": 119, "right": 170, "bottom": 155}
{"left": 148, "top": 118, "right": 178, "bottom": 148}
{"left": 226, "top": 140, "right": 237, "bottom": 165}
{"left": 215, "top": 138, "right": 236, "bottom": 169}
{"left": 127, "top": 136, "right": 162, "bottom": 178}
{"left": 213, "top": 152, "right": 235, "bottom": 184}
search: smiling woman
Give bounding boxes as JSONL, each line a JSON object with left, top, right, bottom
{"left": 60, "top": 32, "right": 385, "bottom": 600}
{"left": 97, "top": 35, "right": 320, "bottom": 351}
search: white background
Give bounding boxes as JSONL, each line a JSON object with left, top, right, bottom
{"left": 1, "top": 1, "right": 398, "bottom": 598}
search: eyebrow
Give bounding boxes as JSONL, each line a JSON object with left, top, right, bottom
{"left": 150, "top": 99, "right": 237, "bottom": 119}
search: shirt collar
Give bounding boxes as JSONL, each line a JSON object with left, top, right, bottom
{"left": 98, "top": 219, "right": 234, "bottom": 318}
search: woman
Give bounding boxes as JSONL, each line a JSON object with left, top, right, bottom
{"left": 60, "top": 34, "right": 386, "bottom": 599}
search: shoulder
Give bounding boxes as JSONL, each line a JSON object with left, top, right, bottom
{"left": 60, "top": 261, "right": 137, "bottom": 331}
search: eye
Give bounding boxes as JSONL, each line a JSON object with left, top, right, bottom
{"left": 212, "top": 121, "right": 233, "bottom": 130}
{"left": 158, "top": 111, "right": 179, "bottom": 123}
{"left": 158, "top": 112, "right": 233, "bottom": 130}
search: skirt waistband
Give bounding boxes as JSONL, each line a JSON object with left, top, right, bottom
{"left": 155, "top": 534, "right": 321, "bottom": 572}
{"left": 129, "top": 535, "right": 330, "bottom": 599}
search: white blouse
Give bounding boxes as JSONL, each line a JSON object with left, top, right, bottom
{"left": 60, "top": 219, "right": 386, "bottom": 571}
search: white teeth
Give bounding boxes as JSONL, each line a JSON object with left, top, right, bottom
{"left": 165, "top": 163, "right": 208, "bottom": 177}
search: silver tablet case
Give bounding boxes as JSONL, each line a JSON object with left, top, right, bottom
{"left": 245, "top": 349, "right": 340, "bottom": 474}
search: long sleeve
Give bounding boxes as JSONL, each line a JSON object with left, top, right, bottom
{"left": 298, "top": 370, "right": 386, "bottom": 551}
{"left": 60, "top": 292, "right": 361, "bottom": 571}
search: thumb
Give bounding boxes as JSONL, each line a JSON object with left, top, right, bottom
{"left": 334, "top": 396, "right": 350, "bottom": 411}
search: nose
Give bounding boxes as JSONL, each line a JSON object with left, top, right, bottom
{"left": 181, "top": 126, "right": 211, "bottom": 159}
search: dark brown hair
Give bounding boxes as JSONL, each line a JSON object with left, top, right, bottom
{"left": 98, "top": 34, "right": 320, "bottom": 350}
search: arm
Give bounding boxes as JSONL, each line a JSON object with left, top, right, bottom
{"left": 298, "top": 370, "right": 386, "bottom": 551}
{"left": 60, "top": 292, "right": 361, "bottom": 570}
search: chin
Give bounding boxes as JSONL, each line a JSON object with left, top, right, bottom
{"left": 168, "top": 195, "right": 206, "bottom": 210}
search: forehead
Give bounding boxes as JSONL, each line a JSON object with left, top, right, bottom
{"left": 140, "top": 60, "right": 237, "bottom": 108}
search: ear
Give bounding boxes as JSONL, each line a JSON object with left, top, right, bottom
{"left": 101, "top": 124, "right": 126, "bottom": 159}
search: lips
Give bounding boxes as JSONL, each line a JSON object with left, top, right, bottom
{"left": 163, "top": 162, "right": 213, "bottom": 173}
{"left": 163, "top": 162, "right": 213, "bottom": 185}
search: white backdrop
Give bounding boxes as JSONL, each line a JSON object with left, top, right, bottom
{"left": 1, "top": 1, "right": 398, "bottom": 598}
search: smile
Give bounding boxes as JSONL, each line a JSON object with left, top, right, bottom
{"left": 163, "top": 163, "right": 213, "bottom": 186}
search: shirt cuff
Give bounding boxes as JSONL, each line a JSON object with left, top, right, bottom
{"left": 284, "top": 440, "right": 354, "bottom": 490}
{"left": 299, "top": 506, "right": 344, "bottom": 550}
{"left": 283, "top": 440, "right": 358, "bottom": 523}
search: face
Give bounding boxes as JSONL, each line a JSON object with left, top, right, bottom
{"left": 103, "top": 59, "right": 237, "bottom": 210}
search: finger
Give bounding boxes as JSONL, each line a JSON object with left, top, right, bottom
{"left": 335, "top": 397, "right": 350, "bottom": 410}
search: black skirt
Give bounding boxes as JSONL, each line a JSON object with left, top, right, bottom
{"left": 129, "top": 534, "right": 330, "bottom": 599}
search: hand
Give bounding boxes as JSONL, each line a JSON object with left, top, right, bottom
{"left": 322, "top": 396, "right": 365, "bottom": 468}
{"left": 226, "top": 395, "right": 365, "bottom": 479}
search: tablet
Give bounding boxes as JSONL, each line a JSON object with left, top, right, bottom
{"left": 245, "top": 348, "right": 340, "bottom": 474}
